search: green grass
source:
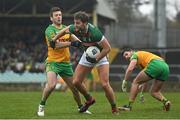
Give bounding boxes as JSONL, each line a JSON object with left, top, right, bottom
{"left": 0, "top": 91, "right": 179, "bottom": 119}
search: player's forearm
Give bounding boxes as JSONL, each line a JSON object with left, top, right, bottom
{"left": 53, "top": 27, "right": 69, "bottom": 41}
{"left": 97, "top": 38, "right": 111, "bottom": 61}
{"left": 96, "top": 47, "right": 111, "bottom": 61}
{"left": 53, "top": 31, "right": 66, "bottom": 41}
{"left": 124, "top": 60, "right": 137, "bottom": 80}
{"left": 55, "top": 41, "right": 71, "bottom": 48}
{"left": 70, "top": 34, "right": 81, "bottom": 42}
{"left": 124, "top": 69, "right": 133, "bottom": 81}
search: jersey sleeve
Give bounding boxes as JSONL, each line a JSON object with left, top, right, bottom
{"left": 87, "top": 23, "right": 104, "bottom": 44}
{"left": 45, "top": 28, "right": 55, "bottom": 42}
{"left": 69, "top": 24, "right": 75, "bottom": 34}
{"left": 130, "top": 52, "right": 138, "bottom": 61}
{"left": 93, "top": 27, "right": 103, "bottom": 42}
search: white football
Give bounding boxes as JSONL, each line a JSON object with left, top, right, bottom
{"left": 86, "top": 46, "right": 100, "bottom": 58}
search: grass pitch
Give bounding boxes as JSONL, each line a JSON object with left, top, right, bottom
{"left": 0, "top": 91, "right": 179, "bottom": 119}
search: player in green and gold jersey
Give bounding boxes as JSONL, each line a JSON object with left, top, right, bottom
{"left": 37, "top": 7, "right": 90, "bottom": 117}
{"left": 119, "top": 48, "right": 171, "bottom": 111}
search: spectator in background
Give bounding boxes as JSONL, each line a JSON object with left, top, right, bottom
{"left": 0, "top": 25, "right": 46, "bottom": 73}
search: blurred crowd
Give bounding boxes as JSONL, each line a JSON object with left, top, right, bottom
{"left": 0, "top": 24, "right": 46, "bottom": 73}
{"left": 0, "top": 23, "right": 84, "bottom": 74}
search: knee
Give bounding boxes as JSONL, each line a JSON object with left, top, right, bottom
{"left": 101, "top": 81, "right": 110, "bottom": 89}
{"left": 73, "top": 79, "right": 80, "bottom": 87}
{"left": 132, "top": 81, "right": 138, "bottom": 87}
{"left": 132, "top": 79, "right": 141, "bottom": 86}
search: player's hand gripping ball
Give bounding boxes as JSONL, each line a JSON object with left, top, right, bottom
{"left": 85, "top": 46, "right": 100, "bottom": 63}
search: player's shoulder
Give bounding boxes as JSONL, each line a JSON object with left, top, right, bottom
{"left": 136, "top": 51, "right": 145, "bottom": 54}
{"left": 46, "top": 24, "right": 53, "bottom": 29}
{"left": 88, "top": 23, "right": 98, "bottom": 30}
{"left": 69, "top": 24, "right": 74, "bottom": 27}
{"left": 130, "top": 51, "right": 138, "bottom": 60}
{"left": 137, "top": 51, "right": 150, "bottom": 55}
{"left": 45, "top": 24, "right": 54, "bottom": 32}
{"left": 88, "top": 23, "right": 102, "bottom": 35}
{"left": 69, "top": 24, "right": 75, "bottom": 32}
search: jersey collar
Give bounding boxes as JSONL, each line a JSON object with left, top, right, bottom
{"left": 52, "top": 24, "right": 62, "bottom": 30}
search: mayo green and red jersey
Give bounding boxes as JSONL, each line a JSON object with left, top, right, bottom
{"left": 69, "top": 23, "right": 104, "bottom": 50}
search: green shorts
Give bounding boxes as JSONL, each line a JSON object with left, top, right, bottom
{"left": 144, "top": 59, "right": 169, "bottom": 81}
{"left": 45, "top": 62, "right": 73, "bottom": 77}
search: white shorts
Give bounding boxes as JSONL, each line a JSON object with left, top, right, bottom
{"left": 79, "top": 52, "right": 109, "bottom": 67}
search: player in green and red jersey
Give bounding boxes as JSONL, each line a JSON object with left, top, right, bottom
{"left": 119, "top": 48, "right": 171, "bottom": 111}
{"left": 52, "top": 11, "right": 118, "bottom": 114}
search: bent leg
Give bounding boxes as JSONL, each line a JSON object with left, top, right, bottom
{"left": 37, "top": 70, "right": 58, "bottom": 116}
{"left": 41, "top": 71, "right": 57, "bottom": 105}
{"left": 62, "top": 76, "right": 82, "bottom": 107}
{"left": 73, "top": 64, "right": 92, "bottom": 100}
{"left": 129, "top": 71, "right": 151, "bottom": 102}
{"left": 150, "top": 80, "right": 167, "bottom": 102}
{"left": 97, "top": 64, "right": 117, "bottom": 109}
{"left": 150, "top": 79, "right": 171, "bottom": 111}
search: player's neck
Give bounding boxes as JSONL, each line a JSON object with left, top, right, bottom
{"left": 85, "top": 24, "right": 89, "bottom": 33}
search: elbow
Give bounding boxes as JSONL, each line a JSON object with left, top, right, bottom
{"left": 126, "top": 67, "right": 134, "bottom": 73}
{"left": 108, "top": 46, "right": 111, "bottom": 52}
{"left": 128, "top": 68, "right": 134, "bottom": 72}
{"left": 106, "top": 46, "right": 111, "bottom": 53}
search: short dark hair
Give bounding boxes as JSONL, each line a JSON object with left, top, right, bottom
{"left": 49, "top": 7, "right": 61, "bottom": 17}
{"left": 120, "top": 47, "right": 133, "bottom": 56}
{"left": 74, "top": 11, "right": 89, "bottom": 23}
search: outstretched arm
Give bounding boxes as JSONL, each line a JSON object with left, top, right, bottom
{"left": 122, "top": 59, "right": 137, "bottom": 92}
{"left": 124, "top": 59, "right": 137, "bottom": 81}
{"left": 53, "top": 26, "right": 70, "bottom": 41}
{"left": 54, "top": 26, "right": 82, "bottom": 49}
{"left": 53, "top": 26, "right": 80, "bottom": 42}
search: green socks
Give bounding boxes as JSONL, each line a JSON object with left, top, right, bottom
{"left": 78, "top": 104, "right": 83, "bottom": 109}
{"left": 128, "top": 101, "right": 134, "bottom": 107}
{"left": 84, "top": 93, "right": 91, "bottom": 101}
{"left": 40, "top": 100, "right": 46, "bottom": 106}
{"left": 140, "top": 92, "right": 144, "bottom": 98}
{"left": 111, "top": 102, "right": 116, "bottom": 109}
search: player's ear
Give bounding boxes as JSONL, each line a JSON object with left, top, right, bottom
{"left": 50, "top": 17, "right": 53, "bottom": 22}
